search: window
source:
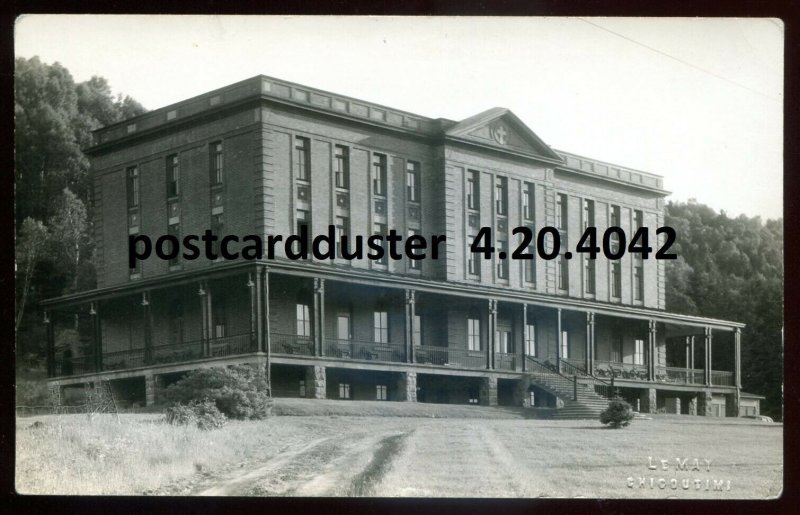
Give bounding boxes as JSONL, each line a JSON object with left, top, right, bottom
{"left": 210, "top": 142, "right": 223, "bottom": 185}
{"left": 556, "top": 194, "right": 568, "bottom": 231}
{"left": 583, "top": 199, "right": 594, "bottom": 230}
{"left": 295, "top": 136, "right": 310, "bottom": 181}
{"left": 168, "top": 223, "right": 180, "bottom": 267}
{"left": 634, "top": 339, "right": 646, "bottom": 365}
{"left": 496, "top": 240, "right": 509, "bottom": 279}
{"left": 296, "top": 303, "right": 311, "bottom": 337}
{"left": 337, "top": 315, "right": 350, "bottom": 340}
{"left": 467, "top": 170, "right": 480, "bottom": 210}
{"left": 413, "top": 314, "right": 422, "bottom": 346}
{"left": 467, "top": 318, "right": 481, "bottom": 351}
{"left": 560, "top": 330, "right": 569, "bottom": 359}
{"left": 376, "top": 385, "right": 388, "bottom": 401}
{"left": 584, "top": 257, "right": 595, "bottom": 294}
{"left": 213, "top": 295, "right": 226, "bottom": 338}
{"left": 406, "top": 160, "right": 420, "bottom": 202}
{"left": 296, "top": 209, "right": 310, "bottom": 250}
{"left": 524, "top": 248, "right": 535, "bottom": 284}
{"left": 373, "top": 223, "right": 387, "bottom": 265}
{"left": 299, "top": 380, "right": 306, "bottom": 398}
{"left": 374, "top": 311, "right": 389, "bottom": 343}
{"left": 525, "top": 324, "right": 536, "bottom": 356}
{"left": 495, "top": 176, "right": 508, "bottom": 216}
{"left": 408, "top": 228, "right": 422, "bottom": 270}
{"left": 611, "top": 262, "right": 622, "bottom": 298}
{"left": 558, "top": 255, "right": 569, "bottom": 290}
{"left": 523, "top": 182, "right": 534, "bottom": 221}
{"left": 339, "top": 383, "right": 351, "bottom": 400}
{"left": 468, "top": 241, "right": 481, "bottom": 277}
{"left": 634, "top": 209, "right": 644, "bottom": 231}
{"left": 634, "top": 264, "right": 644, "bottom": 301}
{"left": 126, "top": 166, "right": 139, "bottom": 208}
{"left": 495, "top": 330, "right": 511, "bottom": 353}
{"left": 166, "top": 154, "right": 179, "bottom": 198}
{"left": 335, "top": 216, "right": 349, "bottom": 258}
{"left": 211, "top": 214, "right": 224, "bottom": 259}
{"left": 610, "top": 205, "right": 621, "bottom": 253}
{"left": 168, "top": 301, "right": 183, "bottom": 344}
{"left": 372, "top": 153, "right": 387, "bottom": 196}
{"left": 334, "top": 145, "right": 349, "bottom": 189}
{"left": 611, "top": 335, "right": 623, "bottom": 362}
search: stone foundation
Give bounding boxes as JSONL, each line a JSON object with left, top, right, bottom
{"left": 305, "top": 365, "right": 326, "bottom": 399}
{"left": 513, "top": 377, "right": 532, "bottom": 407}
{"left": 479, "top": 376, "right": 498, "bottom": 406}
{"left": 397, "top": 372, "right": 417, "bottom": 402}
{"left": 144, "top": 374, "right": 162, "bottom": 406}
{"left": 697, "top": 391, "right": 713, "bottom": 416}
{"left": 725, "top": 390, "right": 740, "bottom": 417}
{"left": 687, "top": 396, "right": 697, "bottom": 415}
{"left": 640, "top": 388, "right": 657, "bottom": 414}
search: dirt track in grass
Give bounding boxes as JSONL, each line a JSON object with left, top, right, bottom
{"left": 17, "top": 400, "right": 783, "bottom": 498}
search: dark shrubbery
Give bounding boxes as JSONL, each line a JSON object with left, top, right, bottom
{"left": 163, "top": 365, "right": 273, "bottom": 420}
{"left": 165, "top": 399, "right": 227, "bottom": 430}
{"left": 600, "top": 399, "right": 634, "bottom": 428}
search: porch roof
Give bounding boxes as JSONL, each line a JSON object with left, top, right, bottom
{"left": 40, "top": 259, "right": 745, "bottom": 331}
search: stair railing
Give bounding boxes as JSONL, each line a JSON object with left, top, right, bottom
{"left": 525, "top": 356, "right": 578, "bottom": 400}
{"left": 557, "top": 358, "right": 618, "bottom": 400}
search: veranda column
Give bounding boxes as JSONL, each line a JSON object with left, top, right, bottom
{"left": 690, "top": 335, "right": 696, "bottom": 383}
{"left": 648, "top": 319, "right": 657, "bottom": 381}
{"left": 405, "top": 289, "right": 416, "bottom": 363}
{"left": 261, "top": 267, "right": 270, "bottom": 354}
{"left": 585, "top": 312, "right": 594, "bottom": 375}
{"left": 685, "top": 336, "right": 691, "bottom": 383}
{"left": 261, "top": 267, "right": 272, "bottom": 393}
{"left": 556, "top": 308, "right": 562, "bottom": 373}
{"left": 704, "top": 327, "right": 713, "bottom": 387}
{"left": 734, "top": 328, "right": 742, "bottom": 388}
{"left": 198, "top": 281, "right": 209, "bottom": 357}
{"left": 44, "top": 310, "right": 55, "bottom": 377}
{"left": 487, "top": 299, "right": 497, "bottom": 370}
{"left": 521, "top": 303, "right": 528, "bottom": 372}
{"left": 313, "top": 278, "right": 325, "bottom": 356}
{"left": 248, "top": 272, "right": 257, "bottom": 351}
{"left": 91, "top": 301, "right": 102, "bottom": 372}
{"left": 142, "top": 292, "right": 152, "bottom": 364}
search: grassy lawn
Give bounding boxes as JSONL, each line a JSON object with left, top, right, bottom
{"left": 16, "top": 399, "right": 782, "bottom": 498}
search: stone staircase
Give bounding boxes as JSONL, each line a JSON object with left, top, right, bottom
{"left": 525, "top": 359, "right": 612, "bottom": 420}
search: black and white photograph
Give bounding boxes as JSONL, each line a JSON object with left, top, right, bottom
{"left": 13, "top": 15, "right": 784, "bottom": 498}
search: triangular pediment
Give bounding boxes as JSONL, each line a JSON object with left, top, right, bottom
{"left": 445, "top": 107, "right": 563, "bottom": 162}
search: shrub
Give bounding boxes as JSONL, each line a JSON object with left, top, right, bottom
{"left": 191, "top": 399, "right": 228, "bottom": 430}
{"left": 600, "top": 399, "right": 634, "bottom": 428}
{"left": 165, "top": 403, "right": 197, "bottom": 427}
{"left": 163, "top": 364, "right": 273, "bottom": 420}
{"left": 165, "top": 399, "right": 227, "bottom": 430}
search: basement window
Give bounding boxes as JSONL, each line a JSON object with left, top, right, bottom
{"left": 339, "top": 383, "right": 351, "bottom": 400}
{"left": 376, "top": 385, "right": 387, "bottom": 401}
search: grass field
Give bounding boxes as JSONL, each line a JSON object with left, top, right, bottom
{"left": 16, "top": 399, "right": 783, "bottom": 498}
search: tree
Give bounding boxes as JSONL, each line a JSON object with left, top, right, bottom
{"left": 15, "top": 218, "right": 49, "bottom": 332}
{"left": 600, "top": 400, "right": 634, "bottom": 428}
{"left": 48, "top": 188, "right": 88, "bottom": 295}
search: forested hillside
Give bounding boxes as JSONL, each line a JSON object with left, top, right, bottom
{"left": 15, "top": 56, "right": 146, "bottom": 370}
{"left": 665, "top": 201, "right": 783, "bottom": 419}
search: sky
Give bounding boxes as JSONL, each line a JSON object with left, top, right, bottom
{"left": 15, "top": 15, "right": 784, "bottom": 220}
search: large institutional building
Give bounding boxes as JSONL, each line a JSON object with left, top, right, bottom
{"left": 42, "top": 75, "right": 751, "bottom": 418}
